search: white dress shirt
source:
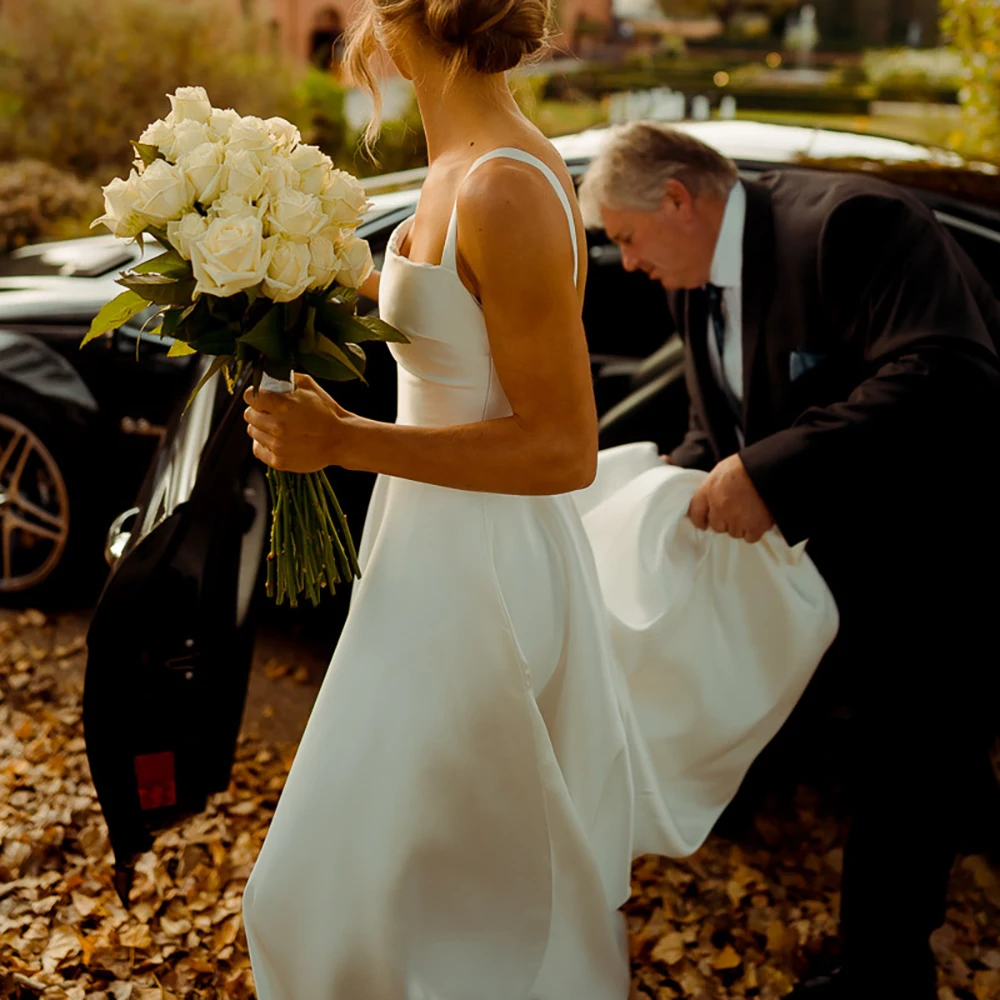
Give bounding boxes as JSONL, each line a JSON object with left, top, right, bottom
{"left": 706, "top": 181, "right": 746, "bottom": 407}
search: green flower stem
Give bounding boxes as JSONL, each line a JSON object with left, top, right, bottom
{"left": 262, "top": 467, "right": 361, "bottom": 608}
{"left": 305, "top": 473, "right": 345, "bottom": 582}
{"left": 317, "top": 471, "right": 361, "bottom": 578}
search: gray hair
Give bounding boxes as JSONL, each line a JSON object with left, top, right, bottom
{"left": 578, "top": 121, "right": 739, "bottom": 228}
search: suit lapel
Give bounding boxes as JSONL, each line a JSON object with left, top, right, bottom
{"left": 685, "top": 287, "right": 740, "bottom": 457}
{"left": 740, "top": 180, "right": 777, "bottom": 444}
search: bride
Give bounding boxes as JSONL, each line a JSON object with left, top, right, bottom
{"left": 240, "top": 0, "right": 838, "bottom": 994}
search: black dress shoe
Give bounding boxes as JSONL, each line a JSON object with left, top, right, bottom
{"left": 786, "top": 969, "right": 843, "bottom": 999}
{"left": 788, "top": 964, "right": 938, "bottom": 1000}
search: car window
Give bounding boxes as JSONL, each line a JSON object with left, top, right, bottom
{"left": 582, "top": 233, "right": 674, "bottom": 360}
{"left": 938, "top": 215, "right": 1000, "bottom": 299}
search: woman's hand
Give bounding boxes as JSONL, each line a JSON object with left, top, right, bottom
{"left": 243, "top": 373, "right": 356, "bottom": 473}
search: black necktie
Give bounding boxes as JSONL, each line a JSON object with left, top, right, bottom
{"left": 704, "top": 283, "right": 742, "bottom": 425}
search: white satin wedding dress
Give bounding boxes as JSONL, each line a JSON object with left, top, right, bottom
{"left": 241, "top": 148, "right": 839, "bottom": 1000}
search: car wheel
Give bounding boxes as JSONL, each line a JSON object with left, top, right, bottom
{"left": 0, "top": 407, "right": 94, "bottom": 605}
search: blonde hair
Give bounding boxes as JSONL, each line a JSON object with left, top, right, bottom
{"left": 578, "top": 122, "right": 738, "bottom": 227}
{"left": 345, "top": 0, "right": 550, "bottom": 151}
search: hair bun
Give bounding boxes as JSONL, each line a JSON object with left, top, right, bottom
{"left": 423, "top": 0, "right": 549, "bottom": 74}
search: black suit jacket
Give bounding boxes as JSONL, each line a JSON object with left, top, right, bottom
{"left": 669, "top": 172, "right": 1000, "bottom": 597}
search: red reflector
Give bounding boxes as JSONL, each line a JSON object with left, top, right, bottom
{"left": 134, "top": 751, "right": 177, "bottom": 810}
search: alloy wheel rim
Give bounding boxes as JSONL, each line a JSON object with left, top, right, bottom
{"left": 0, "top": 414, "right": 70, "bottom": 592}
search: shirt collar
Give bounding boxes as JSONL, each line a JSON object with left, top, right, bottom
{"left": 709, "top": 180, "right": 745, "bottom": 290}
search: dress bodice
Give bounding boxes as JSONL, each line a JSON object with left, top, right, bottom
{"left": 377, "top": 147, "right": 579, "bottom": 429}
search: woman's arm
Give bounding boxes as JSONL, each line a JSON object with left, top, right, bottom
{"left": 357, "top": 267, "right": 380, "bottom": 304}
{"left": 244, "top": 160, "right": 597, "bottom": 495}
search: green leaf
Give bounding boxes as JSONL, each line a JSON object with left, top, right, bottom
{"left": 325, "top": 285, "right": 358, "bottom": 309}
{"left": 314, "top": 334, "right": 365, "bottom": 381}
{"left": 237, "top": 305, "right": 288, "bottom": 362}
{"left": 355, "top": 314, "right": 409, "bottom": 344}
{"left": 299, "top": 305, "right": 318, "bottom": 355}
{"left": 168, "top": 340, "right": 198, "bottom": 357}
{"left": 265, "top": 360, "right": 293, "bottom": 382}
{"left": 188, "top": 327, "right": 240, "bottom": 356}
{"left": 314, "top": 299, "right": 408, "bottom": 345}
{"left": 131, "top": 140, "right": 163, "bottom": 168}
{"left": 144, "top": 225, "right": 172, "bottom": 251}
{"left": 295, "top": 351, "right": 360, "bottom": 382}
{"left": 116, "top": 273, "right": 196, "bottom": 306}
{"left": 81, "top": 290, "right": 151, "bottom": 348}
{"left": 160, "top": 308, "right": 184, "bottom": 339}
{"left": 131, "top": 249, "right": 193, "bottom": 279}
{"left": 182, "top": 355, "right": 231, "bottom": 416}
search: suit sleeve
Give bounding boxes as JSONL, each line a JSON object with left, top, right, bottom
{"left": 670, "top": 400, "right": 715, "bottom": 471}
{"left": 739, "top": 193, "right": 1000, "bottom": 545}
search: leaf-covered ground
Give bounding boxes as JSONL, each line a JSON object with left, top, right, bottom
{"left": 1, "top": 608, "right": 998, "bottom": 999}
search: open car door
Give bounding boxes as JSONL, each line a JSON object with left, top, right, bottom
{"left": 83, "top": 362, "right": 268, "bottom": 903}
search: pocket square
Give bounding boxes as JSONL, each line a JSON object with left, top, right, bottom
{"left": 789, "top": 349, "right": 826, "bottom": 382}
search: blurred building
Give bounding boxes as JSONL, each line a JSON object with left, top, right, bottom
{"left": 811, "top": 0, "right": 940, "bottom": 48}
{"left": 234, "top": 0, "right": 615, "bottom": 68}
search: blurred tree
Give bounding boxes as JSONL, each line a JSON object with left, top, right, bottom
{"left": 0, "top": 0, "right": 303, "bottom": 178}
{"left": 940, "top": 0, "right": 1000, "bottom": 157}
{"left": 654, "top": 0, "right": 799, "bottom": 36}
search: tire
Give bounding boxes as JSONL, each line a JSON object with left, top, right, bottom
{"left": 0, "top": 400, "right": 102, "bottom": 607}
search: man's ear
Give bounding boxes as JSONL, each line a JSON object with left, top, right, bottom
{"left": 661, "top": 178, "right": 694, "bottom": 219}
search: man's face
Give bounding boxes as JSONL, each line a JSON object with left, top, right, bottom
{"left": 599, "top": 180, "right": 721, "bottom": 291}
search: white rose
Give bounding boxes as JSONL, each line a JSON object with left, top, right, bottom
{"left": 262, "top": 238, "right": 313, "bottom": 303}
{"left": 178, "top": 141, "right": 226, "bottom": 204}
{"left": 266, "top": 116, "right": 301, "bottom": 150}
{"left": 223, "top": 148, "right": 268, "bottom": 202}
{"left": 307, "top": 234, "right": 339, "bottom": 291}
{"left": 207, "top": 107, "right": 241, "bottom": 142}
{"left": 210, "top": 192, "right": 266, "bottom": 221}
{"left": 260, "top": 158, "right": 300, "bottom": 201}
{"left": 319, "top": 169, "right": 371, "bottom": 228}
{"left": 139, "top": 118, "right": 174, "bottom": 151}
{"left": 166, "top": 212, "right": 210, "bottom": 260}
{"left": 167, "top": 86, "right": 212, "bottom": 124}
{"left": 335, "top": 235, "right": 374, "bottom": 289}
{"left": 265, "top": 188, "right": 326, "bottom": 240}
{"left": 161, "top": 119, "right": 212, "bottom": 163}
{"left": 289, "top": 144, "right": 333, "bottom": 197}
{"left": 190, "top": 214, "right": 272, "bottom": 298}
{"left": 91, "top": 169, "right": 145, "bottom": 238}
{"left": 132, "top": 159, "right": 196, "bottom": 227}
{"left": 226, "top": 115, "right": 279, "bottom": 157}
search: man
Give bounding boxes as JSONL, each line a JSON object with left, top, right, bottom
{"left": 579, "top": 122, "right": 1000, "bottom": 999}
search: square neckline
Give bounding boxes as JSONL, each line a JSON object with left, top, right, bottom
{"left": 387, "top": 146, "right": 580, "bottom": 287}
{"left": 390, "top": 215, "right": 448, "bottom": 271}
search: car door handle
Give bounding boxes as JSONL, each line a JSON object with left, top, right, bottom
{"left": 105, "top": 506, "right": 139, "bottom": 568}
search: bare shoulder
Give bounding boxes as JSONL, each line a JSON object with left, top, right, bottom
{"left": 454, "top": 152, "right": 580, "bottom": 269}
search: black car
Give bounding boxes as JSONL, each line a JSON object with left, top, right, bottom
{"left": 76, "top": 121, "right": 1000, "bottom": 897}
{"left": 0, "top": 234, "right": 201, "bottom": 602}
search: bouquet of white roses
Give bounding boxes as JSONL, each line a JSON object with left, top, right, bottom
{"left": 82, "top": 86, "right": 406, "bottom": 607}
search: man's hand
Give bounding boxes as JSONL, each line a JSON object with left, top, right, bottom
{"left": 688, "top": 453, "right": 774, "bottom": 542}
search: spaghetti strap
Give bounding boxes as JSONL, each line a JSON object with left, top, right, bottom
{"left": 441, "top": 147, "right": 580, "bottom": 287}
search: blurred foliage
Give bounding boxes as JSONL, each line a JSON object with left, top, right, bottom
{"left": 0, "top": 159, "right": 102, "bottom": 252}
{"left": 346, "top": 98, "right": 428, "bottom": 178}
{"left": 940, "top": 0, "right": 1000, "bottom": 158}
{"left": 292, "top": 68, "right": 350, "bottom": 164}
{"left": 861, "top": 47, "right": 964, "bottom": 90}
{"left": 0, "top": 0, "right": 300, "bottom": 179}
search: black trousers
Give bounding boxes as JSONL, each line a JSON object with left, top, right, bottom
{"left": 836, "top": 577, "right": 998, "bottom": 992}
{"left": 721, "top": 533, "right": 999, "bottom": 992}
